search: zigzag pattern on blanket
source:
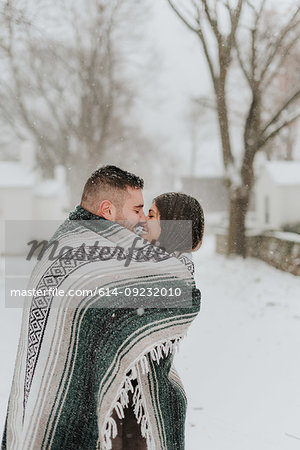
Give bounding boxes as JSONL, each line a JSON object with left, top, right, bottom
{"left": 2, "top": 207, "right": 201, "bottom": 450}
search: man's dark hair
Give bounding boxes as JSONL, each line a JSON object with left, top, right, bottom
{"left": 81, "top": 165, "right": 144, "bottom": 213}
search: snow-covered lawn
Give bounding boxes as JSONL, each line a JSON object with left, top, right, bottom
{"left": 1, "top": 236, "right": 300, "bottom": 449}
{"left": 176, "top": 236, "right": 300, "bottom": 450}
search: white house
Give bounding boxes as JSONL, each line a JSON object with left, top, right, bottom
{"left": 0, "top": 149, "right": 68, "bottom": 255}
{"left": 181, "top": 174, "right": 229, "bottom": 213}
{"left": 254, "top": 161, "right": 300, "bottom": 230}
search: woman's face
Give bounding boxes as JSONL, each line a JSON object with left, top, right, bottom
{"left": 142, "top": 202, "right": 161, "bottom": 243}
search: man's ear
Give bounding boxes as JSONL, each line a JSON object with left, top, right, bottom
{"left": 97, "top": 200, "right": 116, "bottom": 220}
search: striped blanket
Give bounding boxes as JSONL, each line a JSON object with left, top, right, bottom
{"left": 2, "top": 206, "right": 201, "bottom": 450}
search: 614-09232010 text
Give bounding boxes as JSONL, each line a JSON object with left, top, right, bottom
{"left": 9, "top": 287, "right": 183, "bottom": 298}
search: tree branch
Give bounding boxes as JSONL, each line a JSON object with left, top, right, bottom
{"left": 235, "top": 40, "right": 251, "bottom": 85}
{"left": 202, "top": 0, "right": 222, "bottom": 45}
{"left": 226, "top": 0, "right": 243, "bottom": 54}
{"left": 167, "top": 0, "right": 200, "bottom": 33}
{"left": 197, "top": 30, "right": 218, "bottom": 88}
{"left": 258, "top": 112, "right": 300, "bottom": 149}
{"left": 256, "top": 0, "right": 267, "bottom": 26}
{"left": 230, "top": 1, "right": 247, "bottom": 82}
{"left": 260, "top": 7, "right": 300, "bottom": 81}
{"left": 194, "top": 95, "right": 217, "bottom": 111}
{"left": 250, "top": 28, "right": 257, "bottom": 83}
{"left": 261, "top": 89, "right": 300, "bottom": 135}
{"left": 263, "top": 31, "right": 300, "bottom": 89}
{"left": 167, "top": 0, "right": 217, "bottom": 88}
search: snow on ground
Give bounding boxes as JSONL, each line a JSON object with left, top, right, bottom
{"left": 175, "top": 235, "right": 300, "bottom": 450}
{"left": 1, "top": 236, "right": 300, "bottom": 449}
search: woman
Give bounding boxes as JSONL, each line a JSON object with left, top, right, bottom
{"left": 112, "top": 192, "right": 204, "bottom": 449}
{"left": 143, "top": 192, "right": 204, "bottom": 255}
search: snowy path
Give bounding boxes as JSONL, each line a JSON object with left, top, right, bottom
{"left": 1, "top": 236, "right": 300, "bottom": 449}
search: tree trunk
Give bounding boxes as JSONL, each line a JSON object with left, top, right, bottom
{"left": 227, "top": 141, "right": 255, "bottom": 257}
{"left": 216, "top": 79, "right": 233, "bottom": 169}
{"left": 36, "top": 147, "right": 55, "bottom": 178}
{"left": 227, "top": 188, "right": 250, "bottom": 257}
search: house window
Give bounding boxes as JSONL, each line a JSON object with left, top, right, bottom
{"left": 264, "top": 196, "right": 270, "bottom": 224}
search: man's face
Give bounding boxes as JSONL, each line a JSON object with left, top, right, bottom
{"left": 114, "top": 187, "right": 147, "bottom": 231}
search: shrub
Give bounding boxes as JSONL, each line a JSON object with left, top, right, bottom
{"left": 282, "top": 222, "right": 300, "bottom": 235}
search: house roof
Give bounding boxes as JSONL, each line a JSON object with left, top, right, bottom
{"left": 264, "top": 161, "right": 300, "bottom": 186}
{"left": 0, "top": 161, "right": 35, "bottom": 187}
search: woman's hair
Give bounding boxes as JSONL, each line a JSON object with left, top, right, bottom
{"left": 153, "top": 192, "right": 204, "bottom": 253}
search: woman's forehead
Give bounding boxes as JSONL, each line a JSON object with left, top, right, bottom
{"left": 149, "top": 203, "right": 159, "bottom": 213}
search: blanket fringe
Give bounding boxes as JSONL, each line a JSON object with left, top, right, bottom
{"left": 101, "top": 334, "right": 184, "bottom": 450}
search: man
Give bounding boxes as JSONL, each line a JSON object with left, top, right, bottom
{"left": 2, "top": 165, "right": 200, "bottom": 450}
{"left": 79, "top": 165, "right": 148, "bottom": 449}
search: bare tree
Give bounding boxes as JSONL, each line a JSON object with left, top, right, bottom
{"left": 0, "top": 0, "right": 153, "bottom": 206}
{"left": 263, "top": 36, "right": 300, "bottom": 161}
{"left": 167, "top": 0, "right": 300, "bottom": 256}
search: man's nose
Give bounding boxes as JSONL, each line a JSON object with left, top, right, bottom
{"left": 139, "top": 210, "right": 147, "bottom": 222}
